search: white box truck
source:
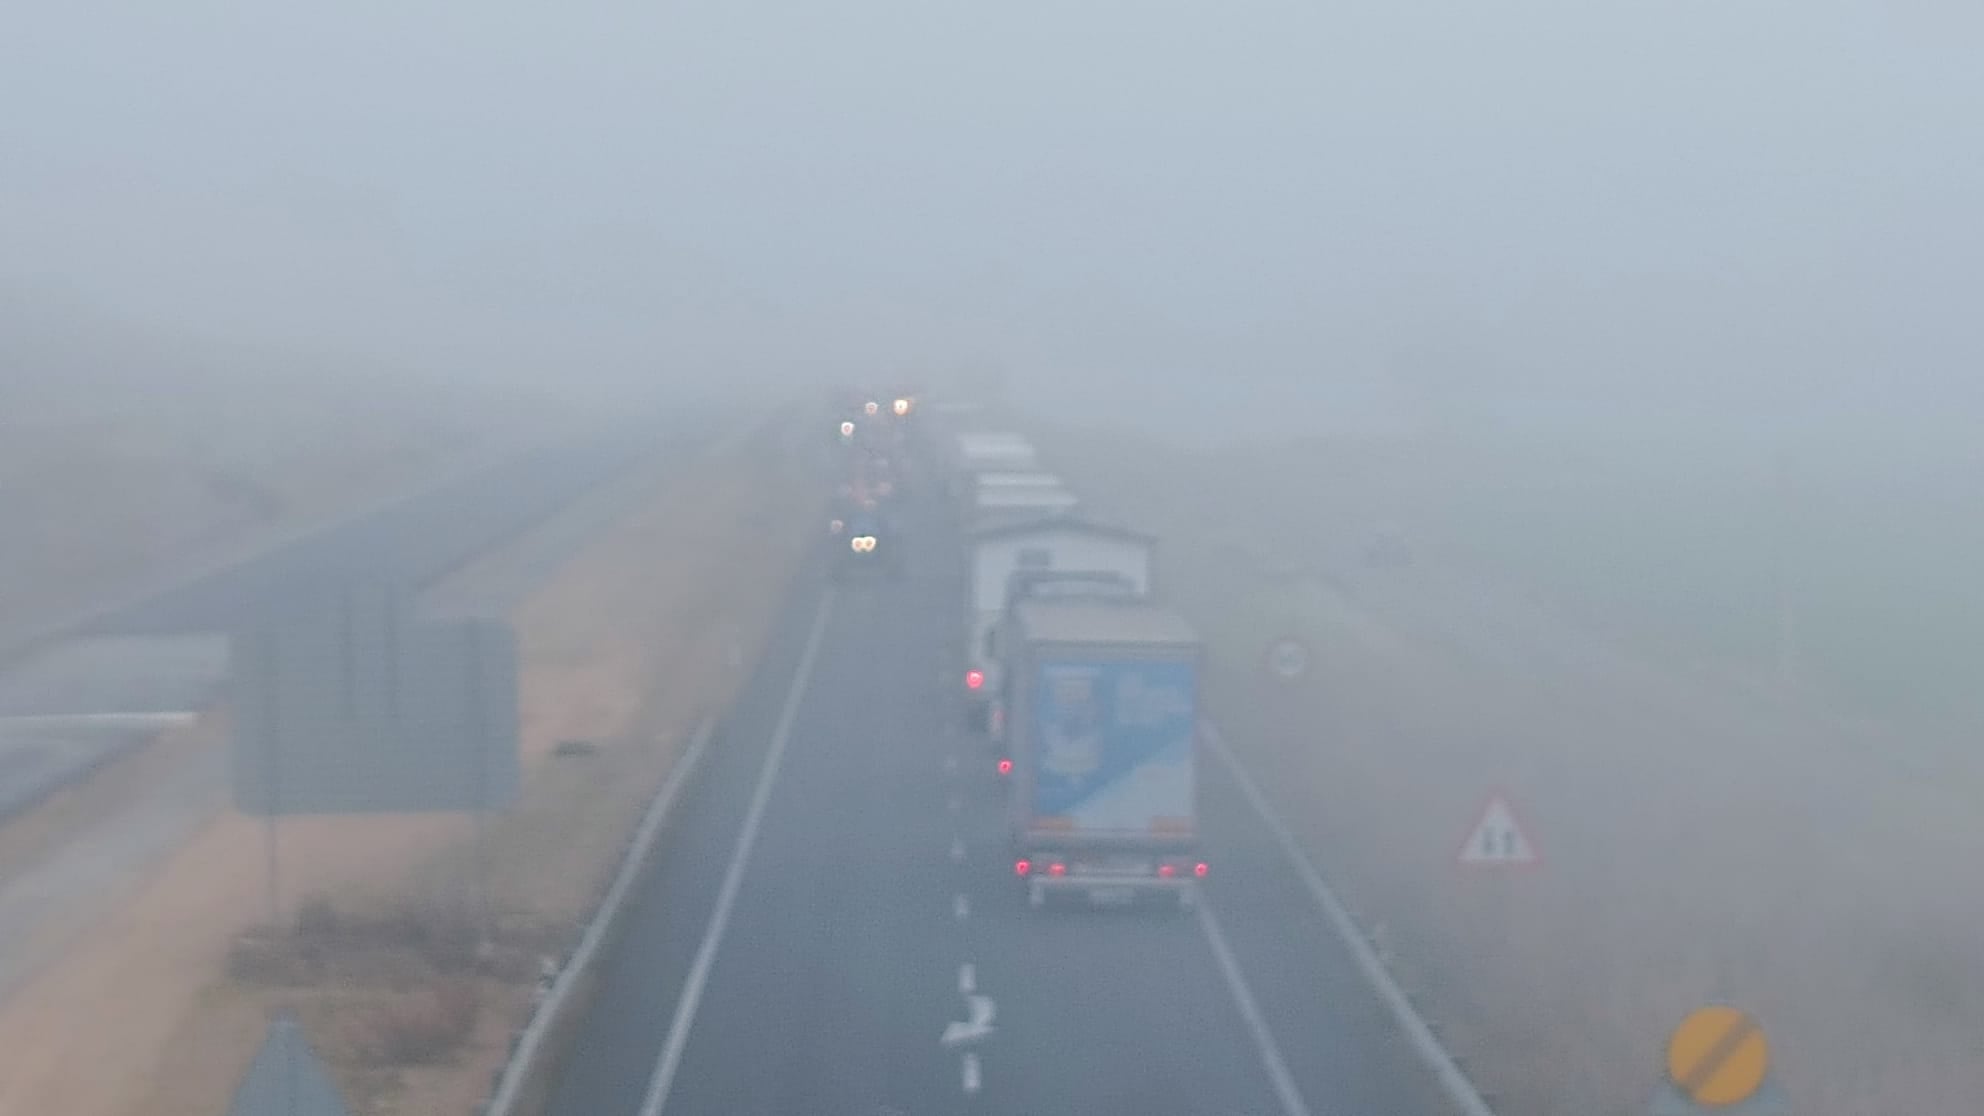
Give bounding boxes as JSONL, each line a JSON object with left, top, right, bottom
{"left": 961, "top": 517, "right": 1153, "bottom": 734}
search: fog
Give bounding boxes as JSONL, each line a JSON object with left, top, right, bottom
{"left": 7, "top": 0, "right": 1980, "bottom": 432}
{"left": 5, "top": 7, "right": 1984, "bottom": 1115}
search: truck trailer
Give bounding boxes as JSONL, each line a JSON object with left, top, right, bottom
{"left": 960, "top": 516, "right": 1153, "bottom": 734}
{"left": 1003, "top": 597, "right": 1204, "bottom": 910}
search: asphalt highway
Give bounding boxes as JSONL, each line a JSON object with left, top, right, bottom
{"left": 546, "top": 474, "right": 1458, "bottom": 1116}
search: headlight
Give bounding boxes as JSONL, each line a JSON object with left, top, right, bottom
{"left": 850, "top": 536, "right": 877, "bottom": 552}
{"left": 839, "top": 421, "right": 855, "bottom": 437}
{"left": 864, "top": 401, "right": 880, "bottom": 416}
{"left": 829, "top": 518, "right": 845, "bottom": 533}
{"left": 892, "top": 398, "right": 910, "bottom": 416}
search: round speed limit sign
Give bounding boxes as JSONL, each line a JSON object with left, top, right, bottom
{"left": 1266, "top": 637, "right": 1309, "bottom": 680}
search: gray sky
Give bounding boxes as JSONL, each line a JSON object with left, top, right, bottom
{"left": 4, "top": 0, "right": 1980, "bottom": 432}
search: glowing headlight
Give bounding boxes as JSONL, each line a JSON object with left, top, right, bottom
{"left": 864, "top": 401, "right": 880, "bottom": 416}
{"left": 850, "top": 536, "right": 877, "bottom": 552}
{"left": 839, "top": 421, "right": 855, "bottom": 437}
{"left": 892, "top": 398, "right": 910, "bottom": 416}
{"left": 829, "top": 518, "right": 845, "bottom": 533}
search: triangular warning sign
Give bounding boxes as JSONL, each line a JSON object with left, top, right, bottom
{"left": 1456, "top": 794, "right": 1539, "bottom": 867}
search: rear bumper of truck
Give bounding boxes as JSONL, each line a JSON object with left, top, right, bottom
{"left": 1012, "top": 844, "right": 1207, "bottom": 908}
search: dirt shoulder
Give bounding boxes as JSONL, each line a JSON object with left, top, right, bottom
{"left": 1041, "top": 425, "right": 1984, "bottom": 1116}
{"left": 0, "top": 414, "right": 819, "bottom": 1116}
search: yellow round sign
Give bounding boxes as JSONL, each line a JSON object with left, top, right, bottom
{"left": 1665, "top": 1005, "right": 1769, "bottom": 1108}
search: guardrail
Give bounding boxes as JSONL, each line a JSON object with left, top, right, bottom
{"left": 478, "top": 715, "right": 721, "bottom": 1116}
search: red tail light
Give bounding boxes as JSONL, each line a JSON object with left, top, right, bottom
{"left": 1158, "top": 864, "right": 1176, "bottom": 878}
{"left": 965, "top": 670, "right": 984, "bottom": 690}
{"left": 1048, "top": 862, "right": 1067, "bottom": 877}
{"left": 1014, "top": 859, "right": 1032, "bottom": 876}
{"left": 1194, "top": 862, "right": 1210, "bottom": 878}
{"left": 996, "top": 758, "right": 1013, "bottom": 775}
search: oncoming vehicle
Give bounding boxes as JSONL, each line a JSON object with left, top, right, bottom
{"left": 833, "top": 511, "right": 904, "bottom": 580}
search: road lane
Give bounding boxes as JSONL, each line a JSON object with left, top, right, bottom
{"left": 551, "top": 467, "right": 1466, "bottom": 1116}
{"left": 543, "top": 561, "right": 834, "bottom": 1116}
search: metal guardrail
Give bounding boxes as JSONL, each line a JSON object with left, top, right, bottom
{"left": 479, "top": 715, "right": 719, "bottom": 1116}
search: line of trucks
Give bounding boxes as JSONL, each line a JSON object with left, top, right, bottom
{"left": 926, "top": 410, "right": 1207, "bottom": 911}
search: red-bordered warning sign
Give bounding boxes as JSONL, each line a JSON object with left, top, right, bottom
{"left": 1455, "top": 791, "right": 1541, "bottom": 868}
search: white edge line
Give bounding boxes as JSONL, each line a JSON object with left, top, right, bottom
{"left": 962, "top": 1052, "right": 982, "bottom": 1094}
{"left": 0, "top": 712, "right": 201, "bottom": 729}
{"left": 1204, "top": 720, "right": 1498, "bottom": 1116}
{"left": 636, "top": 590, "right": 836, "bottom": 1116}
{"left": 1196, "top": 900, "right": 1312, "bottom": 1116}
{"left": 484, "top": 712, "right": 722, "bottom": 1116}
{"left": 959, "top": 963, "right": 975, "bottom": 995}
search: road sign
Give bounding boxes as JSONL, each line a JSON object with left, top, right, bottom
{"left": 231, "top": 589, "right": 520, "bottom": 816}
{"left": 226, "top": 1013, "right": 349, "bottom": 1116}
{"left": 1266, "top": 637, "right": 1308, "bottom": 680}
{"left": 1456, "top": 793, "right": 1539, "bottom": 867}
{"left": 1664, "top": 1005, "right": 1770, "bottom": 1108}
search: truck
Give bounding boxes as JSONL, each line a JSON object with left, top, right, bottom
{"left": 960, "top": 517, "right": 1154, "bottom": 734}
{"left": 947, "top": 431, "right": 1039, "bottom": 503}
{"left": 986, "top": 568, "right": 1143, "bottom": 749}
{"left": 968, "top": 484, "right": 1080, "bottom": 534}
{"left": 1003, "top": 596, "right": 1205, "bottom": 910}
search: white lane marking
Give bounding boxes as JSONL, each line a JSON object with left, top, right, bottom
{"left": 1204, "top": 723, "right": 1497, "bottom": 1116}
{"left": 634, "top": 592, "right": 835, "bottom": 1116}
{"left": 484, "top": 718, "right": 720, "bottom": 1116}
{"left": 953, "top": 893, "right": 970, "bottom": 922}
{"left": 949, "top": 837, "right": 966, "bottom": 863}
{"left": 962, "top": 1053, "right": 982, "bottom": 1095}
{"left": 959, "top": 962, "right": 975, "bottom": 995}
{"left": 940, "top": 994, "right": 996, "bottom": 1047}
{"left": 1196, "top": 900, "right": 1312, "bottom": 1116}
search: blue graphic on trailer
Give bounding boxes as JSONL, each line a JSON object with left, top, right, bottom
{"left": 1031, "top": 658, "right": 1196, "bottom": 826}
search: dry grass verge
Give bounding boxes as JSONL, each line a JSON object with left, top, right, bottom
{"left": 1044, "top": 427, "right": 1984, "bottom": 1116}
{"left": 0, "top": 415, "right": 818, "bottom": 1116}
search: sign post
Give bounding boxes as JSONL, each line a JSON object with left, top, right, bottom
{"left": 1454, "top": 791, "right": 1539, "bottom": 977}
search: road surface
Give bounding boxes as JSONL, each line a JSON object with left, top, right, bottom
{"left": 545, "top": 478, "right": 1457, "bottom": 1116}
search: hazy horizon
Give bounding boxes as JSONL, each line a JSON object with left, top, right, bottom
{"left": 6, "top": 1, "right": 1982, "bottom": 436}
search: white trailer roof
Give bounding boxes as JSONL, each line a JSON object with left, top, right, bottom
{"left": 975, "top": 487, "right": 1078, "bottom": 510}
{"left": 955, "top": 431, "right": 1034, "bottom": 455}
{"left": 974, "top": 471, "right": 1064, "bottom": 490}
{"left": 1014, "top": 598, "right": 1200, "bottom": 647}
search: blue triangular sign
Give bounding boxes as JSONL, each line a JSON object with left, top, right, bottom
{"left": 225, "top": 1012, "right": 350, "bottom": 1116}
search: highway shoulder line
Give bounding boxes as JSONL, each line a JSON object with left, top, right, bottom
{"left": 1196, "top": 899, "right": 1312, "bottom": 1116}
{"left": 1203, "top": 720, "right": 1499, "bottom": 1116}
{"left": 635, "top": 588, "right": 837, "bottom": 1116}
{"left": 484, "top": 713, "right": 722, "bottom": 1116}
